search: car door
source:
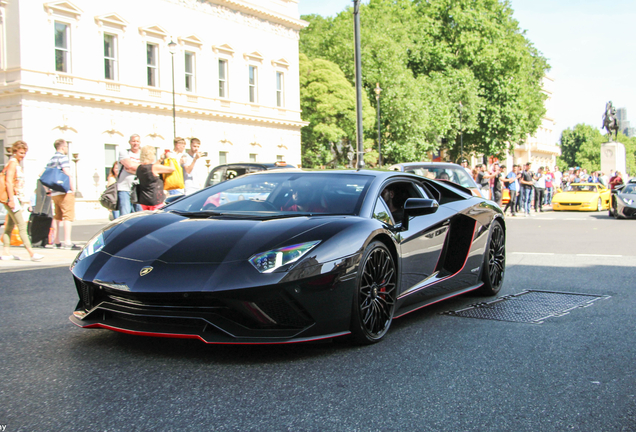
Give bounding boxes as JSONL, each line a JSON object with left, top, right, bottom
{"left": 374, "top": 180, "right": 452, "bottom": 295}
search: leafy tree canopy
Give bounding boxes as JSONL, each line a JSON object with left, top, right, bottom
{"left": 558, "top": 124, "right": 636, "bottom": 175}
{"left": 299, "top": 54, "right": 376, "bottom": 167}
{"left": 300, "top": 0, "right": 549, "bottom": 165}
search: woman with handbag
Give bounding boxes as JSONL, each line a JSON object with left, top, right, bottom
{"left": 1, "top": 141, "right": 43, "bottom": 261}
{"left": 106, "top": 162, "right": 120, "bottom": 219}
{"left": 135, "top": 145, "right": 175, "bottom": 211}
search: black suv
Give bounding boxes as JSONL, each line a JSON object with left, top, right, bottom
{"left": 204, "top": 162, "right": 297, "bottom": 187}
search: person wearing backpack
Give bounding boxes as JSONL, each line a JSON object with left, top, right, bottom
{"left": 117, "top": 134, "right": 142, "bottom": 216}
{"left": 1, "top": 140, "right": 44, "bottom": 261}
{"left": 46, "top": 139, "right": 80, "bottom": 250}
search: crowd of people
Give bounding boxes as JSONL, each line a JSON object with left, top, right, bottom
{"left": 107, "top": 134, "right": 206, "bottom": 220}
{"left": 1, "top": 134, "right": 208, "bottom": 261}
{"left": 466, "top": 160, "right": 627, "bottom": 217}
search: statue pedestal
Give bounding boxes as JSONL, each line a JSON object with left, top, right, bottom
{"left": 601, "top": 142, "right": 626, "bottom": 176}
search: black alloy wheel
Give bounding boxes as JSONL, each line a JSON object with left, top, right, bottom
{"left": 351, "top": 241, "right": 397, "bottom": 344}
{"left": 477, "top": 220, "right": 505, "bottom": 296}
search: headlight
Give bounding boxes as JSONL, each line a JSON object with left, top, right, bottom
{"left": 622, "top": 197, "right": 634, "bottom": 205}
{"left": 249, "top": 241, "right": 320, "bottom": 273}
{"left": 78, "top": 233, "right": 105, "bottom": 261}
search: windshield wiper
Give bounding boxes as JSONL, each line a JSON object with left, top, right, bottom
{"left": 169, "top": 210, "right": 222, "bottom": 218}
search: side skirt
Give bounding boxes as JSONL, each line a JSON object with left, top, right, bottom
{"left": 394, "top": 282, "right": 483, "bottom": 319}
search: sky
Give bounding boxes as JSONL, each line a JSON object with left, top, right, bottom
{"left": 298, "top": 0, "right": 636, "bottom": 143}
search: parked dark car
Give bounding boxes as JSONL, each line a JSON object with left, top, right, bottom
{"left": 388, "top": 162, "right": 487, "bottom": 199}
{"left": 70, "top": 170, "right": 506, "bottom": 345}
{"left": 204, "top": 162, "right": 296, "bottom": 187}
{"left": 609, "top": 178, "right": 636, "bottom": 219}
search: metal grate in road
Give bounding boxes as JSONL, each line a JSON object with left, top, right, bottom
{"left": 443, "top": 290, "right": 610, "bottom": 324}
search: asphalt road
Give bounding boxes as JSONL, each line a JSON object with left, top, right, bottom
{"left": 1, "top": 211, "right": 635, "bottom": 431}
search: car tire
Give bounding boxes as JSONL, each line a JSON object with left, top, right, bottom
{"left": 350, "top": 241, "right": 397, "bottom": 344}
{"left": 477, "top": 220, "right": 505, "bottom": 296}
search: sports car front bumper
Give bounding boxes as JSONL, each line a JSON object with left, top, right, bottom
{"left": 70, "top": 257, "right": 359, "bottom": 344}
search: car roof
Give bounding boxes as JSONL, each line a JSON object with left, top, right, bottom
{"left": 245, "top": 168, "right": 405, "bottom": 177}
{"left": 214, "top": 162, "right": 296, "bottom": 170}
{"left": 390, "top": 162, "right": 465, "bottom": 169}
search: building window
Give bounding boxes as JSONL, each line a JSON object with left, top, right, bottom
{"left": 218, "top": 59, "right": 228, "bottom": 98}
{"left": 146, "top": 43, "right": 158, "bottom": 87}
{"left": 104, "top": 34, "right": 117, "bottom": 80}
{"left": 185, "top": 51, "right": 195, "bottom": 92}
{"left": 276, "top": 72, "right": 284, "bottom": 107}
{"left": 54, "top": 22, "right": 70, "bottom": 73}
{"left": 249, "top": 153, "right": 257, "bottom": 163}
{"left": 248, "top": 65, "right": 257, "bottom": 103}
{"left": 219, "top": 151, "right": 227, "bottom": 165}
{"left": 104, "top": 144, "right": 118, "bottom": 180}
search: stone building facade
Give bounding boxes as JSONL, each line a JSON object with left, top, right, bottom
{"left": 504, "top": 75, "right": 561, "bottom": 170}
{"left": 0, "top": 0, "right": 306, "bottom": 217}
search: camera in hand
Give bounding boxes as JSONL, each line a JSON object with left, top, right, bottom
{"left": 201, "top": 152, "right": 208, "bottom": 157}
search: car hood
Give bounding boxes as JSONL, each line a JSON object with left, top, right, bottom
{"left": 554, "top": 191, "right": 599, "bottom": 202}
{"left": 97, "top": 211, "right": 342, "bottom": 264}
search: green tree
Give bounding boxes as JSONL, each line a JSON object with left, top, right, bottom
{"left": 300, "top": 0, "right": 549, "bottom": 164}
{"left": 558, "top": 124, "right": 604, "bottom": 171}
{"left": 299, "top": 54, "right": 375, "bottom": 167}
{"left": 558, "top": 124, "right": 636, "bottom": 176}
{"left": 409, "top": 0, "right": 549, "bottom": 156}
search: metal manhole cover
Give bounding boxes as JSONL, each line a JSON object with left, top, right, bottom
{"left": 443, "top": 290, "right": 610, "bottom": 324}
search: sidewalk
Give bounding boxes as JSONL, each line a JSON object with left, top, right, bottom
{"left": 0, "top": 244, "right": 84, "bottom": 272}
{"left": 0, "top": 218, "right": 109, "bottom": 272}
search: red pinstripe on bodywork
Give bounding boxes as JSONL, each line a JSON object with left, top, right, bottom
{"left": 70, "top": 318, "right": 351, "bottom": 345}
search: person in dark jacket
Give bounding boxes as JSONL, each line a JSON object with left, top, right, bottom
{"left": 136, "top": 145, "right": 175, "bottom": 211}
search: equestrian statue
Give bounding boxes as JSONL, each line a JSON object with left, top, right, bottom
{"left": 602, "top": 101, "right": 619, "bottom": 142}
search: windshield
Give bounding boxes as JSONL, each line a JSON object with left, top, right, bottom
{"left": 622, "top": 184, "right": 635, "bottom": 194}
{"left": 406, "top": 166, "right": 477, "bottom": 189}
{"left": 167, "top": 172, "right": 373, "bottom": 216}
{"left": 566, "top": 184, "right": 598, "bottom": 192}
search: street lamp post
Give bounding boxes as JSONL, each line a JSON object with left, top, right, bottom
{"left": 459, "top": 101, "right": 463, "bottom": 161}
{"left": 353, "top": 0, "right": 364, "bottom": 170}
{"left": 374, "top": 83, "right": 382, "bottom": 167}
{"left": 71, "top": 152, "right": 83, "bottom": 198}
{"left": 168, "top": 40, "right": 177, "bottom": 139}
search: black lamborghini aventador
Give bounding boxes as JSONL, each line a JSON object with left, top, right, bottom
{"left": 609, "top": 179, "right": 636, "bottom": 219}
{"left": 70, "top": 170, "right": 506, "bottom": 344}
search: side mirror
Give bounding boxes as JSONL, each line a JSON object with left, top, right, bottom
{"left": 399, "top": 198, "right": 439, "bottom": 231}
{"left": 404, "top": 198, "right": 439, "bottom": 217}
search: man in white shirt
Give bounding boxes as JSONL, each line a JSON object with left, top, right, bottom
{"left": 533, "top": 166, "right": 547, "bottom": 212}
{"left": 183, "top": 137, "right": 204, "bottom": 195}
{"left": 552, "top": 166, "right": 563, "bottom": 190}
{"left": 47, "top": 139, "right": 80, "bottom": 249}
{"left": 117, "top": 134, "right": 142, "bottom": 215}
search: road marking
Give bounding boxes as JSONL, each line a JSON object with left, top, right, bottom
{"left": 510, "top": 252, "right": 555, "bottom": 255}
{"left": 511, "top": 252, "right": 624, "bottom": 258}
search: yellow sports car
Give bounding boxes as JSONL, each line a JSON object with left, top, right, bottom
{"left": 551, "top": 183, "right": 611, "bottom": 211}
